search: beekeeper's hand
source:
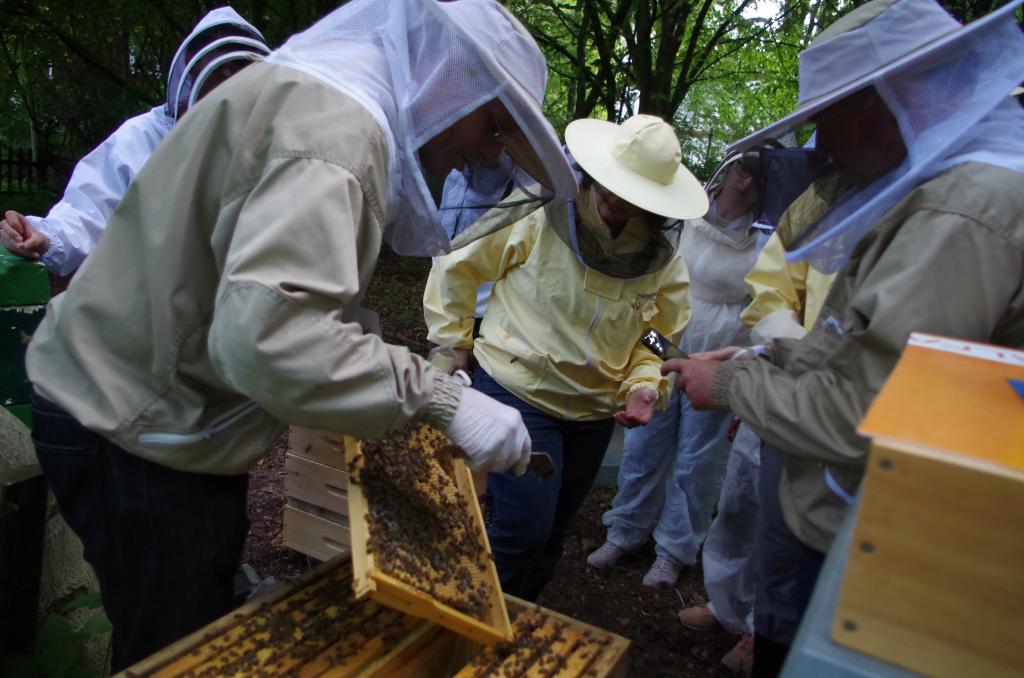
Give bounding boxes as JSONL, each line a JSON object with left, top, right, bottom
{"left": 1, "top": 210, "right": 49, "bottom": 260}
{"left": 445, "top": 387, "right": 532, "bottom": 475}
{"left": 613, "top": 387, "right": 658, "bottom": 428}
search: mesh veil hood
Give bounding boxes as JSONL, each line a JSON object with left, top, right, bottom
{"left": 729, "top": 0, "right": 1024, "bottom": 273}
{"left": 266, "top": 0, "right": 576, "bottom": 257}
{"left": 164, "top": 8, "right": 269, "bottom": 121}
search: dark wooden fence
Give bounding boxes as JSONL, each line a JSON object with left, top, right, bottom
{"left": 0, "top": 147, "right": 37, "bottom": 192}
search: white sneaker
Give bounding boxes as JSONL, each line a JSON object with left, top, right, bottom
{"left": 586, "top": 542, "right": 627, "bottom": 569}
{"left": 642, "top": 555, "right": 682, "bottom": 588}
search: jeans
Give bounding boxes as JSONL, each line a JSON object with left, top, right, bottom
{"left": 30, "top": 392, "right": 249, "bottom": 672}
{"left": 603, "top": 389, "right": 734, "bottom": 565}
{"left": 475, "top": 371, "right": 614, "bottom": 601}
{"left": 752, "top": 443, "right": 825, "bottom": 678}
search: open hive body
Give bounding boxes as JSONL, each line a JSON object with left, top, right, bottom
{"left": 120, "top": 557, "right": 630, "bottom": 678}
{"left": 120, "top": 559, "right": 444, "bottom": 677}
{"left": 346, "top": 424, "right": 513, "bottom": 646}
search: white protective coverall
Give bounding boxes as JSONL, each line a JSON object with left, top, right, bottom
{"left": 25, "top": 8, "right": 267, "bottom": 276}
{"left": 603, "top": 199, "right": 759, "bottom": 567}
{"left": 702, "top": 224, "right": 837, "bottom": 634}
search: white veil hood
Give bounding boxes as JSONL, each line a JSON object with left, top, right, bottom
{"left": 727, "top": 0, "right": 1024, "bottom": 273}
{"left": 165, "top": 7, "right": 268, "bottom": 121}
{"left": 266, "top": 0, "right": 575, "bottom": 257}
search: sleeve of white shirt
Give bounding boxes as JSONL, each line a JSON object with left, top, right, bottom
{"left": 28, "top": 106, "right": 173, "bottom": 276}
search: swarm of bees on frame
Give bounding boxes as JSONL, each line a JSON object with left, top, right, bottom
{"left": 351, "top": 424, "right": 494, "bottom": 619}
{"left": 459, "top": 607, "right": 616, "bottom": 678}
{"left": 155, "top": 564, "right": 407, "bottom": 676}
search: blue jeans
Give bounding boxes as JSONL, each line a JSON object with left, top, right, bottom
{"left": 752, "top": 443, "right": 825, "bottom": 677}
{"left": 603, "top": 389, "right": 734, "bottom": 565}
{"left": 30, "top": 392, "right": 249, "bottom": 672}
{"left": 475, "top": 371, "right": 614, "bottom": 601}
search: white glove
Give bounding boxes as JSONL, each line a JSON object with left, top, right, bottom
{"left": 444, "top": 387, "right": 532, "bottom": 475}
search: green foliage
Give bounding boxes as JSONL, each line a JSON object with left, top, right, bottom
{"left": 3, "top": 591, "right": 111, "bottom": 678}
{"left": 0, "top": 0, "right": 340, "bottom": 192}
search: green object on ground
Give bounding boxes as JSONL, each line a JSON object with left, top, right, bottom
{"left": 0, "top": 248, "right": 49, "bottom": 423}
{"left": 5, "top": 404, "right": 32, "bottom": 428}
{"left": 0, "top": 250, "right": 49, "bottom": 306}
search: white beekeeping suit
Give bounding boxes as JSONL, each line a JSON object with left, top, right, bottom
{"left": 24, "top": 7, "right": 269, "bottom": 276}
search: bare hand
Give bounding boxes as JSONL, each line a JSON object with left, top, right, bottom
{"left": 1, "top": 210, "right": 49, "bottom": 260}
{"left": 661, "top": 358, "right": 721, "bottom": 410}
{"left": 451, "top": 347, "right": 473, "bottom": 375}
{"left": 613, "top": 387, "right": 658, "bottom": 428}
{"left": 690, "top": 346, "right": 750, "bottom": 361}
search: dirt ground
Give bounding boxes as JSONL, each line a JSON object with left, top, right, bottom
{"left": 240, "top": 247, "right": 742, "bottom": 676}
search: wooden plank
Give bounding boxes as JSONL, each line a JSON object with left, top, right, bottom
{"left": 285, "top": 452, "right": 349, "bottom": 515}
{"left": 288, "top": 426, "right": 347, "bottom": 469}
{"left": 833, "top": 440, "right": 1024, "bottom": 678}
{"left": 283, "top": 504, "right": 351, "bottom": 562}
{"left": 286, "top": 495, "right": 348, "bottom": 526}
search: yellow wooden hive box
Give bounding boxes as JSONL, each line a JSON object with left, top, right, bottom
{"left": 834, "top": 333, "right": 1024, "bottom": 677}
{"left": 118, "top": 555, "right": 630, "bottom": 677}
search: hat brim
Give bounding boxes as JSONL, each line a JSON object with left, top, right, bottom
{"left": 725, "top": 0, "right": 1023, "bottom": 155}
{"left": 565, "top": 118, "right": 708, "bottom": 221}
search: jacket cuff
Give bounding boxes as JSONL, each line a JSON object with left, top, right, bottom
{"left": 422, "top": 370, "right": 464, "bottom": 431}
{"left": 711, "top": 361, "right": 742, "bottom": 410}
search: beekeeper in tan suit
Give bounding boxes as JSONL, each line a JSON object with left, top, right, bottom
{"left": 24, "top": 0, "right": 576, "bottom": 670}
{"left": 662, "top": 0, "right": 1024, "bottom": 673}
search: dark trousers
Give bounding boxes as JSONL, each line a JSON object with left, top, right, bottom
{"left": 30, "top": 392, "right": 249, "bottom": 672}
{"left": 475, "top": 370, "right": 614, "bottom": 601}
{"left": 752, "top": 443, "right": 825, "bottom": 678}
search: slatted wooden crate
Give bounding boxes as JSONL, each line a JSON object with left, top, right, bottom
{"left": 118, "top": 555, "right": 630, "bottom": 678}
{"left": 283, "top": 427, "right": 351, "bottom": 561}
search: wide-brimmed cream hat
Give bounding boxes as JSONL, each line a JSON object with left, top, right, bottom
{"left": 727, "top": 0, "right": 1024, "bottom": 153}
{"left": 565, "top": 114, "right": 708, "bottom": 221}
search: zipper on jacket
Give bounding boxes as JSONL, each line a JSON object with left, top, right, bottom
{"left": 136, "top": 402, "right": 260, "bottom": 445}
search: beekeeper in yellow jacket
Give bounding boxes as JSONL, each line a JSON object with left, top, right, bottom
{"left": 424, "top": 114, "right": 706, "bottom": 600}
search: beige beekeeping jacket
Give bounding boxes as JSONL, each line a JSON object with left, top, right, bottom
{"left": 27, "top": 62, "right": 461, "bottom": 475}
{"left": 713, "top": 162, "right": 1024, "bottom": 552}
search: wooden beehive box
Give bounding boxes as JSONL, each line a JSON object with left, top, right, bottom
{"left": 118, "top": 557, "right": 448, "bottom": 677}
{"left": 118, "top": 555, "right": 630, "bottom": 678}
{"left": 346, "top": 423, "right": 513, "bottom": 646}
{"left": 283, "top": 426, "right": 352, "bottom": 562}
{"left": 834, "top": 333, "right": 1024, "bottom": 677}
